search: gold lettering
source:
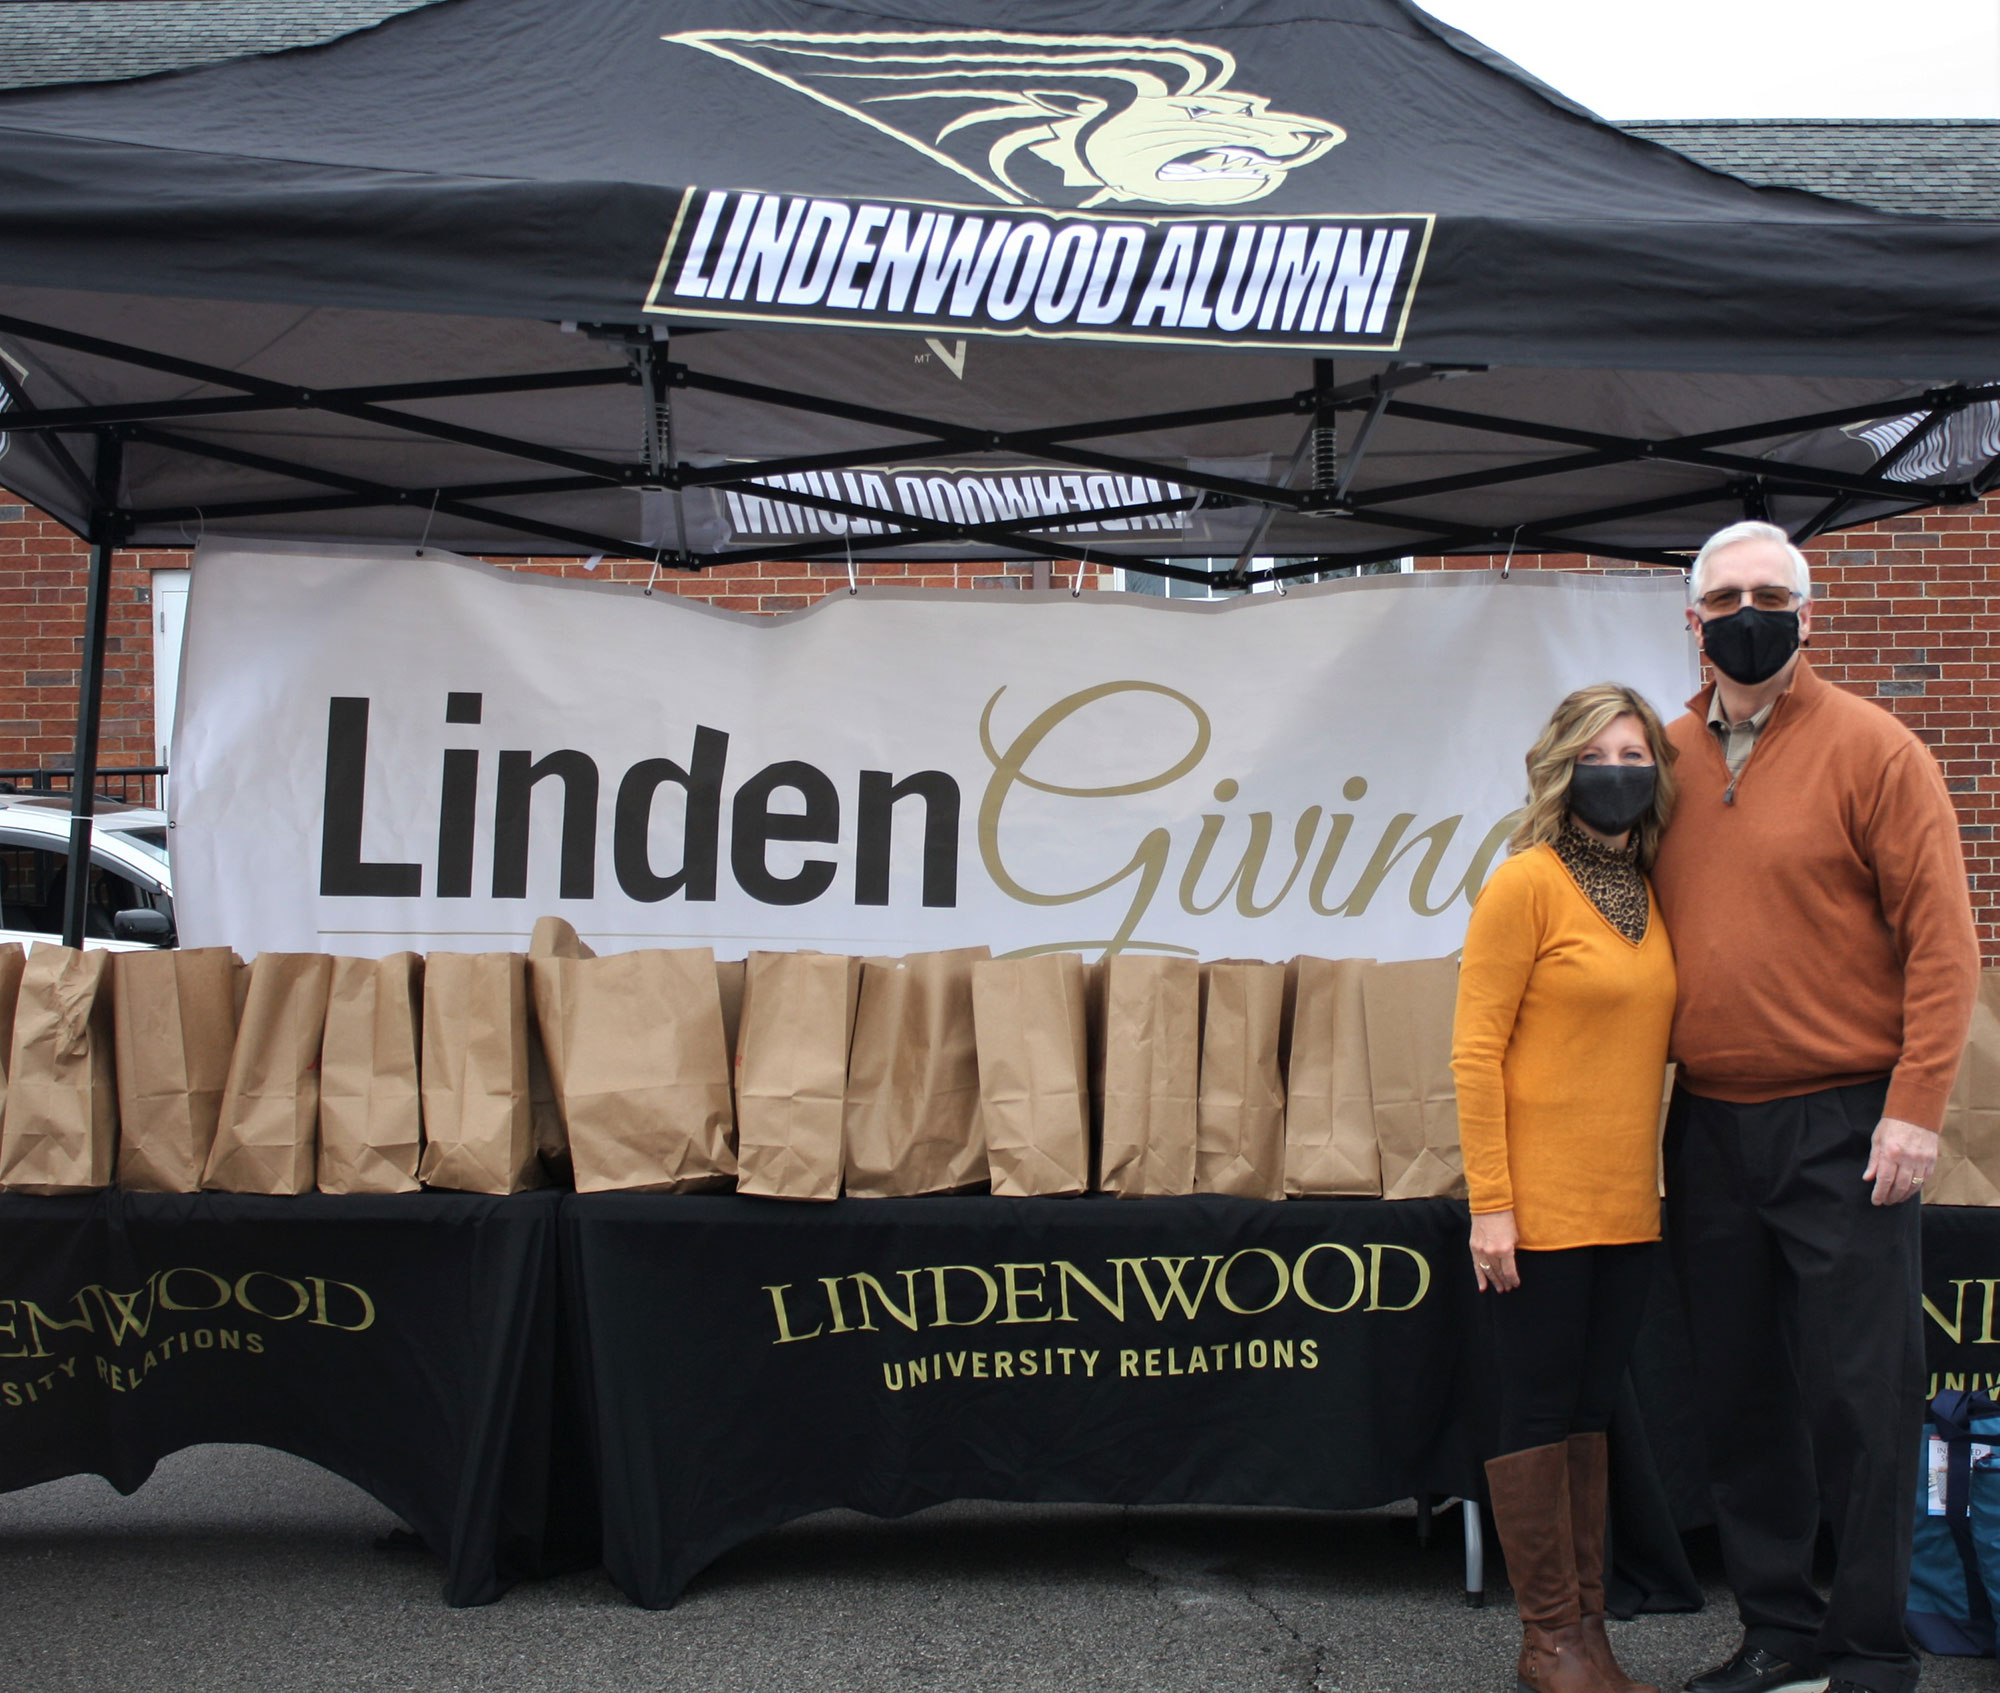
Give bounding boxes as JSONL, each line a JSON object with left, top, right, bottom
{"left": 851, "top": 1271, "right": 922, "bottom": 1333}
{"left": 997, "top": 1262, "right": 1054, "bottom": 1324}
{"left": 234, "top": 1272, "right": 309, "bottom": 1323}
{"left": 1055, "top": 1259, "right": 1125, "bottom": 1322}
{"left": 1293, "top": 1242, "right": 1366, "bottom": 1313}
{"left": 0, "top": 1301, "right": 21, "bottom": 1361}
{"left": 1435, "top": 812, "right": 1520, "bottom": 911}
{"left": 308, "top": 1279, "right": 376, "bottom": 1333}
{"left": 882, "top": 1361, "right": 904, "bottom": 1391}
{"left": 1114, "top": 1255, "right": 1222, "bottom": 1321}
{"left": 1320, "top": 813, "right": 1461, "bottom": 917}
{"left": 1366, "top": 1243, "right": 1432, "bottom": 1312}
{"left": 1926, "top": 1281, "right": 1976, "bottom": 1344}
{"left": 1300, "top": 1338, "right": 1320, "bottom": 1369}
{"left": 929, "top": 1265, "right": 1000, "bottom": 1327}
{"left": 978, "top": 682, "right": 1208, "bottom": 955}
{"left": 1120, "top": 1349, "right": 1139, "bottom": 1377}
{"left": 1178, "top": 788, "right": 1322, "bottom": 920}
{"left": 21, "top": 1296, "right": 93, "bottom": 1359}
{"left": 1214, "top": 1247, "right": 1290, "bottom": 1315}
{"left": 763, "top": 1282, "right": 825, "bottom": 1344}
{"left": 157, "top": 1267, "right": 231, "bottom": 1313}
{"left": 817, "top": 1276, "right": 855, "bottom": 1334}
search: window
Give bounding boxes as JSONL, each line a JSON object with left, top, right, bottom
{"left": 1118, "top": 556, "right": 1411, "bottom": 598}
{"left": 0, "top": 835, "right": 167, "bottom": 938}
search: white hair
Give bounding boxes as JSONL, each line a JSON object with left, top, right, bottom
{"left": 1689, "top": 520, "right": 1813, "bottom": 602}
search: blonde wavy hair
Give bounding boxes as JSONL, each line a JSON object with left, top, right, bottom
{"left": 1508, "top": 683, "right": 1678, "bottom": 870}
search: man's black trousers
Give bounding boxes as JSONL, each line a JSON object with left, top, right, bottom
{"left": 1665, "top": 1078, "right": 1923, "bottom": 1693}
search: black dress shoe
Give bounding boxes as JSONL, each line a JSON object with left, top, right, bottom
{"left": 1684, "top": 1644, "right": 1828, "bottom": 1693}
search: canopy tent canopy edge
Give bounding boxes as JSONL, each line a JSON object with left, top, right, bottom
{"left": 3, "top": 0, "right": 1998, "bottom": 942}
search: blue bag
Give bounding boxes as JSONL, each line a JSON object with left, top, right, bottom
{"left": 1908, "top": 1388, "right": 2000, "bottom": 1656}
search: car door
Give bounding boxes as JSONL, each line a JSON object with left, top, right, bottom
{"left": 0, "top": 829, "right": 174, "bottom": 950}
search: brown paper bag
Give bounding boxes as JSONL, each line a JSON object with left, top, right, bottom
{"left": 419, "top": 951, "right": 540, "bottom": 1194}
{"left": 1932, "top": 970, "right": 2000, "bottom": 1205}
{"left": 0, "top": 941, "right": 25, "bottom": 1124}
{"left": 972, "top": 953, "right": 1091, "bottom": 1197}
{"left": 1195, "top": 959, "right": 1287, "bottom": 1200}
{"left": 716, "top": 958, "right": 746, "bottom": 1063}
{"left": 1283, "top": 956, "right": 1381, "bottom": 1197}
{"left": 1098, "top": 954, "right": 1200, "bottom": 1197}
{"left": 844, "top": 947, "right": 990, "bottom": 1197}
{"left": 535, "top": 947, "right": 736, "bottom": 1193}
{"left": 735, "top": 950, "right": 858, "bottom": 1201}
{"left": 526, "top": 916, "right": 595, "bottom": 1180}
{"left": 203, "top": 952, "right": 332, "bottom": 1194}
{"left": 113, "top": 946, "right": 239, "bottom": 1192}
{"left": 1363, "top": 957, "right": 1466, "bottom": 1200}
{"left": 0, "top": 945, "right": 117, "bottom": 1193}
{"left": 318, "top": 952, "right": 424, "bottom": 1195}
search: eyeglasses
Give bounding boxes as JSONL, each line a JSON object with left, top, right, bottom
{"left": 1694, "top": 585, "right": 1803, "bottom": 615}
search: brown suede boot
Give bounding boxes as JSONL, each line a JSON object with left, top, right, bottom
{"left": 1565, "top": 1434, "right": 1657, "bottom": 1693}
{"left": 1485, "top": 1443, "right": 1614, "bottom": 1693}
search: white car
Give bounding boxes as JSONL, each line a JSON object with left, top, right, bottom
{"left": 0, "top": 795, "right": 175, "bottom": 951}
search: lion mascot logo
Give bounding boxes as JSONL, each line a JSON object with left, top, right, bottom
{"left": 667, "top": 29, "right": 1346, "bottom": 208}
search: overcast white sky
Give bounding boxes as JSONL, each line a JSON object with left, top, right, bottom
{"left": 1417, "top": 0, "right": 2000, "bottom": 118}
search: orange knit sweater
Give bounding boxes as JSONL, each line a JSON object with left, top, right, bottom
{"left": 1452, "top": 843, "right": 1676, "bottom": 1250}
{"left": 1650, "top": 661, "right": 1979, "bottom": 1130}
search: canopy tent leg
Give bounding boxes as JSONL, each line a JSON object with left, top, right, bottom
{"left": 61, "top": 431, "right": 124, "bottom": 950}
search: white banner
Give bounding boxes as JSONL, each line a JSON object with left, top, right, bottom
{"left": 171, "top": 544, "right": 1697, "bottom": 962}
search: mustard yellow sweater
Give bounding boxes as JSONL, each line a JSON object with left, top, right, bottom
{"left": 1451, "top": 843, "right": 1676, "bottom": 1250}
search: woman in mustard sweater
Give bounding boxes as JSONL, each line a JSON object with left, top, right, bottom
{"left": 1453, "top": 682, "right": 1679, "bottom": 1693}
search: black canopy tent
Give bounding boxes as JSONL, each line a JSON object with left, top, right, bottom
{"left": 1, "top": 0, "right": 1998, "bottom": 944}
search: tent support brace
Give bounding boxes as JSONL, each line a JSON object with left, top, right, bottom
{"left": 62, "top": 430, "right": 124, "bottom": 950}
{"left": 1, "top": 306, "right": 1992, "bottom": 576}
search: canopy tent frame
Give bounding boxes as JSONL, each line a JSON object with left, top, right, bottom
{"left": 4, "top": 309, "right": 1994, "bottom": 588}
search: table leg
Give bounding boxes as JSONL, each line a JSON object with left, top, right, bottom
{"left": 1462, "top": 1496, "right": 1485, "bottom": 1606}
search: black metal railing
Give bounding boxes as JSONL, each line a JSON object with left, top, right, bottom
{"left": 0, "top": 765, "right": 166, "bottom": 807}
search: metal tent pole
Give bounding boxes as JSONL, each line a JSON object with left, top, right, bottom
{"left": 61, "top": 431, "right": 124, "bottom": 950}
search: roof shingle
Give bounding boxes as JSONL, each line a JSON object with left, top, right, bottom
{"left": 0, "top": 1, "right": 440, "bottom": 88}
{"left": 1620, "top": 119, "right": 2000, "bottom": 218}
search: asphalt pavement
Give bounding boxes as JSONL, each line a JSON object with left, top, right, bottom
{"left": 2, "top": 1445, "right": 1994, "bottom": 1693}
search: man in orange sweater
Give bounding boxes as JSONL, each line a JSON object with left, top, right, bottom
{"left": 1652, "top": 520, "right": 1979, "bottom": 1693}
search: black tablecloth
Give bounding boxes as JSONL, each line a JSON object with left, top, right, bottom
{"left": 0, "top": 1189, "right": 590, "bottom": 1605}
{"left": 567, "top": 1192, "right": 1496, "bottom": 1608}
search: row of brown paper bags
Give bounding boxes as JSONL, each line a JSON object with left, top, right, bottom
{"left": 0, "top": 926, "right": 1467, "bottom": 1201}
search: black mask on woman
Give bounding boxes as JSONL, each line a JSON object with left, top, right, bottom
{"left": 1569, "top": 764, "right": 1656, "bottom": 836}
{"left": 1701, "top": 605, "right": 1800, "bottom": 685}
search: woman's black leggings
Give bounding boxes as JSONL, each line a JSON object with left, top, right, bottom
{"left": 1490, "top": 1241, "right": 1659, "bottom": 1455}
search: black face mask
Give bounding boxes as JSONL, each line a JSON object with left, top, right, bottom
{"left": 1701, "top": 605, "right": 1801, "bottom": 685}
{"left": 1569, "top": 764, "right": 1656, "bottom": 836}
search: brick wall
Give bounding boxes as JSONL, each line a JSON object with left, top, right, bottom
{"left": 0, "top": 501, "right": 160, "bottom": 774}
{"left": 3, "top": 497, "right": 1996, "bottom": 957}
